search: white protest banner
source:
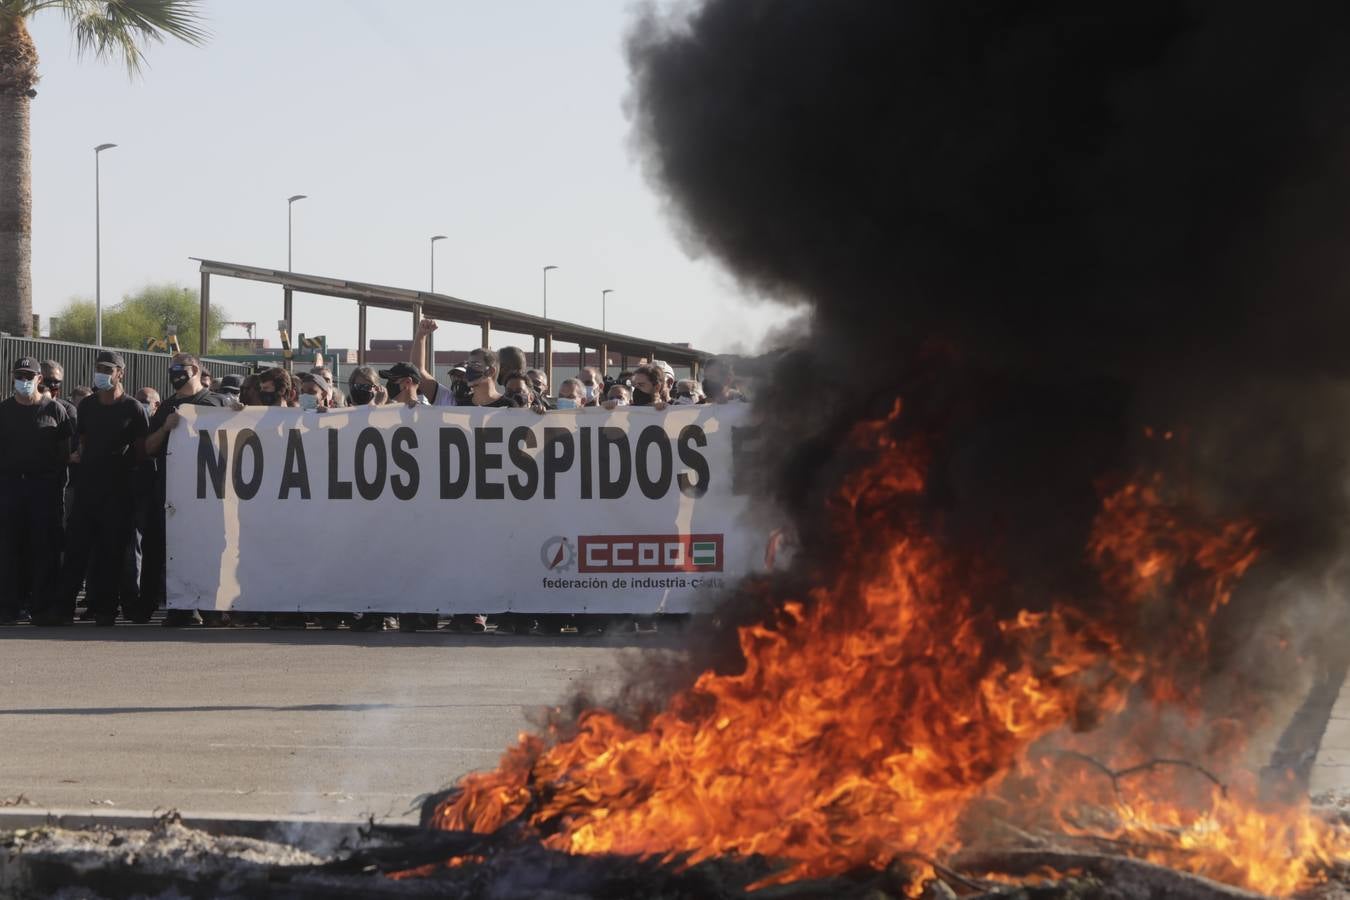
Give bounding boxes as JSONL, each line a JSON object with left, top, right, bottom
{"left": 165, "top": 404, "right": 760, "bottom": 613}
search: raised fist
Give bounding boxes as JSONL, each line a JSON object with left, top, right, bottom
{"left": 418, "top": 318, "right": 438, "bottom": 336}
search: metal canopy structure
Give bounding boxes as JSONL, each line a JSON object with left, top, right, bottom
{"left": 192, "top": 258, "right": 707, "bottom": 387}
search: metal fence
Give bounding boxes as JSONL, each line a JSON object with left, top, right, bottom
{"left": 0, "top": 337, "right": 254, "bottom": 400}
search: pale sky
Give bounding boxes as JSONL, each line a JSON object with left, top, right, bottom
{"left": 27, "top": 0, "right": 796, "bottom": 357}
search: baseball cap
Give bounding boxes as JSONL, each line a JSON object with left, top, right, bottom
{"left": 95, "top": 350, "right": 125, "bottom": 368}
{"left": 12, "top": 357, "right": 39, "bottom": 376}
{"left": 378, "top": 362, "right": 421, "bottom": 381}
{"left": 218, "top": 374, "right": 243, "bottom": 395}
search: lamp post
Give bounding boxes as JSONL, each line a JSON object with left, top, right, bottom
{"left": 543, "top": 265, "right": 558, "bottom": 318}
{"left": 430, "top": 235, "right": 447, "bottom": 292}
{"left": 287, "top": 194, "right": 307, "bottom": 271}
{"left": 94, "top": 143, "right": 117, "bottom": 346}
{"left": 601, "top": 289, "right": 614, "bottom": 332}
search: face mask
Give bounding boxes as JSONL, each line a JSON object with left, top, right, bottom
{"left": 673, "top": 394, "right": 698, "bottom": 405}
{"left": 506, "top": 391, "right": 530, "bottom": 408}
{"left": 260, "top": 391, "right": 281, "bottom": 407}
{"left": 555, "top": 397, "right": 578, "bottom": 409}
{"left": 13, "top": 378, "right": 35, "bottom": 398}
{"left": 93, "top": 372, "right": 114, "bottom": 391}
{"left": 452, "top": 381, "right": 472, "bottom": 404}
{"left": 298, "top": 393, "right": 319, "bottom": 411}
{"left": 349, "top": 383, "right": 375, "bottom": 405}
{"left": 169, "top": 366, "right": 191, "bottom": 390}
{"left": 140, "top": 402, "right": 154, "bottom": 415}
{"left": 632, "top": 388, "right": 654, "bottom": 406}
{"left": 463, "top": 364, "right": 487, "bottom": 384}
{"left": 581, "top": 384, "right": 596, "bottom": 401}
{"left": 609, "top": 397, "right": 629, "bottom": 408}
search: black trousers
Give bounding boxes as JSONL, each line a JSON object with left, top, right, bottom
{"left": 138, "top": 475, "right": 167, "bottom": 613}
{"left": 0, "top": 475, "right": 64, "bottom": 619}
{"left": 61, "top": 481, "right": 135, "bottom": 619}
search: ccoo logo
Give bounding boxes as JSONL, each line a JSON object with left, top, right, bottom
{"left": 540, "top": 536, "right": 576, "bottom": 571}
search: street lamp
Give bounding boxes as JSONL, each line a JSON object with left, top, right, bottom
{"left": 543, "top": 265, "right": 558, "bottom": 318}
{"left": 287, "top": 194, "right": 307, "bottom": 271}
{"left": 430, "top": 235, "right": 447, "bottom": 292}
{"left": 602, "top": 289, "right": 614, "bottom": 332}
{"left": 94, "top": 143, "right": 117, "bottom": 346}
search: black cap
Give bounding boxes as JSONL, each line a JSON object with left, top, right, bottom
{"left": 378, "top": 362, "right": 420, "bottom": 381}
{"left": 95, "top": 350, "right": 125, "bottom": 368}
{"left": 218, "top": 374, "right": 243, "bottom": 395}
{"left": 12, "top": 357, "right": 39, "bottom": 375}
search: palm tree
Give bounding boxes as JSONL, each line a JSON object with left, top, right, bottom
{"left": 0, "top": 1, "right": 206, "bottom": 336}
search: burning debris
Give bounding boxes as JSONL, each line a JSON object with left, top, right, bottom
{"left": 407, "top": 0, "right": 1350, "bottom": 897}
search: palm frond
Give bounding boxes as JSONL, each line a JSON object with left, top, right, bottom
{"left": 63, "top": 0, "right": 207, "bottom": 75}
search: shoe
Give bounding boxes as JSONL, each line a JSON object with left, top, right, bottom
{"left": 201, "top": 611, "right": 232, "bottom": 628}
{"left": 162, "top": 610, "right": 202, "bottom": 628}
{"left": 78, "top": 608, "right": 95, "bottom": 621}
{"left": 94, "top": 615, "right": 117, "bottom": 627}
{"left": 317, "top": 614, "right": 343, "bottom": 631}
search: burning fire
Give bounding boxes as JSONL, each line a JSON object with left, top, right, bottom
{"left": 431, "top": 404, "right": 1349, "bottom": 894}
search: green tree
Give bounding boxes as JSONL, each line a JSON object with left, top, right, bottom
{"left": 0, "top": 1, "right": 207, "bottom": 336}
{"left": 51, "top": 282, "right": 231, "bottom": 356}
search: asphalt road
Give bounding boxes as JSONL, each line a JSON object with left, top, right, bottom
{"left": 0, "top": 624, "right": 675, "bottom": 824}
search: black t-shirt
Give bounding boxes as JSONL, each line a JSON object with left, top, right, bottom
{"left": 0, "top": 398, "right": 73, "bottom": 478}
{"left": 149, "top": 389, "right": 228, "bottom": 458}
{"left": 77, "top": 393, "right": 150, "bottom": 479}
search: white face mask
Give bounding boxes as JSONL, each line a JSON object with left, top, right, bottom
{"left": 93, "top": 372, "right": 114, "bottom": 391}
{"left": 298, "top": 393, "right": 320, "bottom": 411}
{"left": 581, "top": 384, "right": 596, "bottom": 401}
{"left": 609, "top": 397, "right": 629, "bottom": 407}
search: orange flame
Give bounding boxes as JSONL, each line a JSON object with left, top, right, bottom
{"left": 430, "top": 404, "right": 1346, "bottom": 894}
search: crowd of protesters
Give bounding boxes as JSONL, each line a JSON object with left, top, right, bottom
{"left": 0, "top": 320, "right": 744, "bottom": 634}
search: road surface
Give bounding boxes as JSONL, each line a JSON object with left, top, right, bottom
{"left": 0, "top": 624, "right": 672, "bottom": 823}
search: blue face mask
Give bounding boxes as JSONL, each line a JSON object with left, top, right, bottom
{"left": 555, "top": 397, "right": 578, "bottom": 409}
{"left": 13, "top": 378, "right": 35, "bottom": 398}
{"left": 93, "top": 372, "right": 114, "bottom": 391}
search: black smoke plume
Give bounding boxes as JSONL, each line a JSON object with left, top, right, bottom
{"left": 627, "top": 0, "right": 1350, "bottom": 740}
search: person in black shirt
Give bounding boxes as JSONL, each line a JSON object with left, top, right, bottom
{"left": 0, "top": 358, "right": 74, "bottom": 626}
{"left": 60, "top": 351, "right": 149, "bottom": 626}
{"left": 144, "top": 352, "right": 229, "bottom": 627}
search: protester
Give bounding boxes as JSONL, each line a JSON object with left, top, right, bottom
{"left": 247, "top": 367, "right": 297, "bottom": 407}
{"left": 603, "top": 383, "right": 632, "bottom": 409}
{"left": 347, "top": 366, "right": 387, "bottom": 406}
{"left": 555, "top": 378, "right": 584, "bottom": 410}
{"left": 381, "top": 361, "right": 424, "bottom": 406}
{"left": 409, "top": 319, "right": 458, "bottom": 405}
{"left": 701, "top": 356, "right": 745, "bottom": 403}
{"left": 61, "top": 351, "right": 149, "bottom": 626}
{"left": 39, "top": 360, "right": 78, "bottom": 527}
{"left": 199, "top": 370, "right": 213, "bottom": 391}
{"left": 651, "top": 359, "right": 677, "bottom": 394}
{"left": 497, "top": 347, "right": 527, "bottom": 387}
{"left": 671, "top": 379, "right": 704, "bottom": 405}
{"left": 577, "top": 367, "right": 602, "bottom": 406}
{"left": 217, "top": 374, "right": 242, "bottom": 398}
{"left": 309, "top": 366, "right": 344, "bottom": 407}
{"left": 499, "top": 371, "right": 547, "bottom": 413}
{"left": 461, "top": 350, "right": 503, "bottom": 406}
{"left": 448, "top": 365, "right": 469, "bottom": 404}
{"left": 143, "top": 353, "right": 230, "bottom": 627}
{"left": 135, "top": 387, "right": 161, "bottom": 418}
{"left": 525, "top": 368, "right": 552, "bottom": 409}
{"left": 0, "top": 358, "right": 74, "bottom": 626}
{"left": 629, "top": 364, "right": 669, "bottom": 408}
{"left": 299, "top": 371, "right": 333, "bottom": 411}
